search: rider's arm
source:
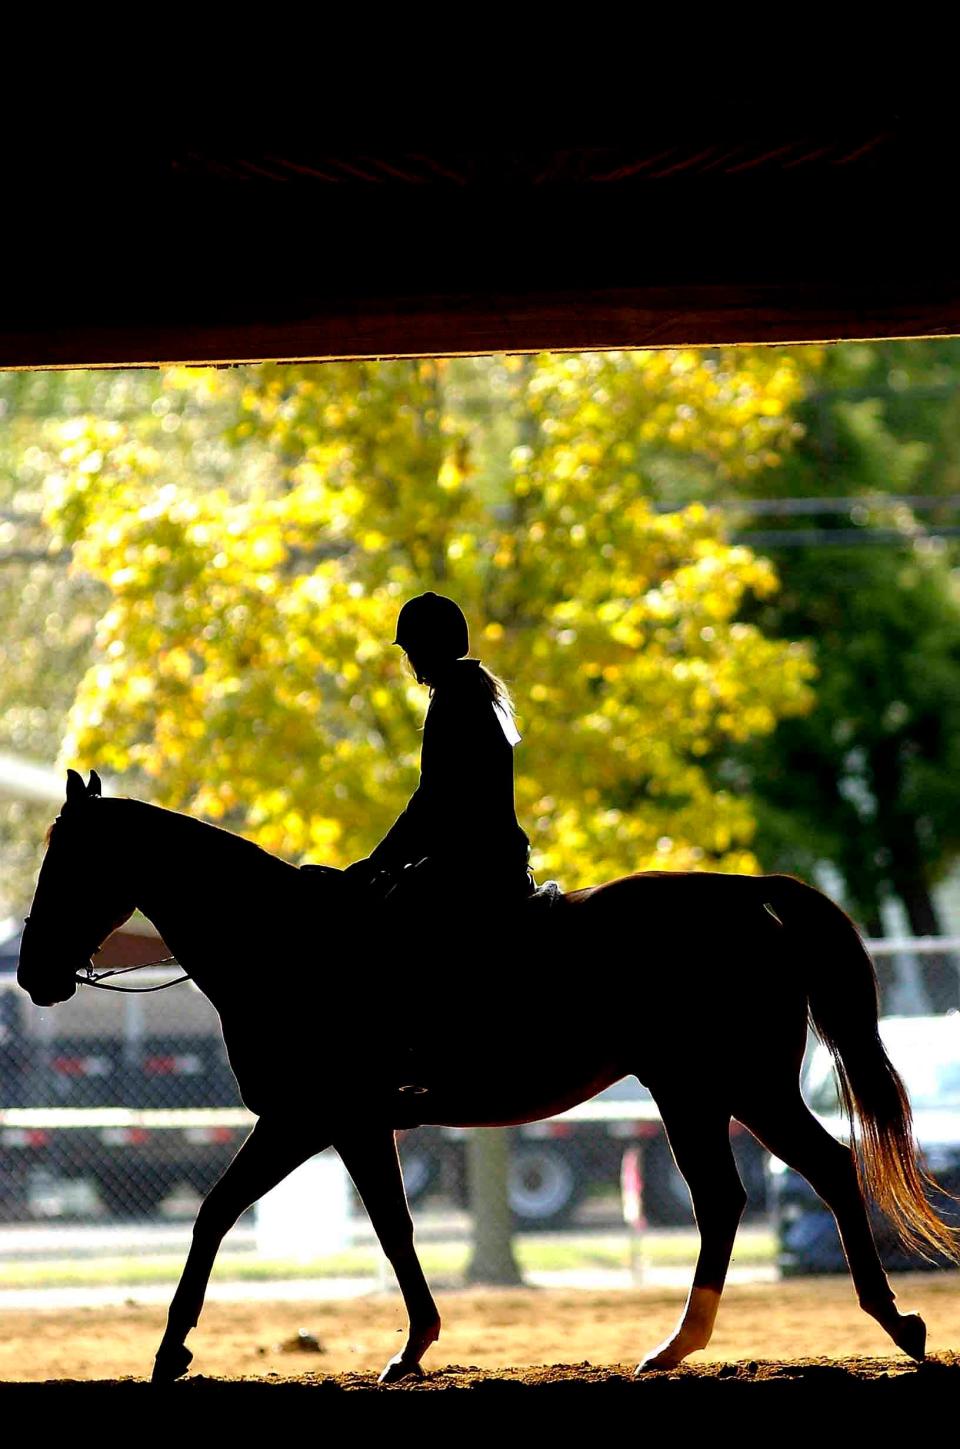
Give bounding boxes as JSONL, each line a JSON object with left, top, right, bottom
{"left": 366, "top": 682, "right": 469, "bottom": 871}
{"left": 367, "top": 783, "right": 430, "bottom": 871}
{"left": 357, "top": 675, "right": 500, "bottom": 877}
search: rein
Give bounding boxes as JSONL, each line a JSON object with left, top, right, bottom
{"left": 76, "top": 958, "right": 191, "bottom": 993}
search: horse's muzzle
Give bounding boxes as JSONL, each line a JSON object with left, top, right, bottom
{"left": 17, "top": 962, "right": 79, "bottom": 1007}
{"left": 26, "top": 983, "right": 78, "bottom": 1007}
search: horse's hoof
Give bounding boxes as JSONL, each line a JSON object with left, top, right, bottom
{"left": 635, "top": 1348, "right": 683, "bottom": 1374}
{"left": 635, "top": 1359, "right": 677, "bottom": 1375}
{"left": 895, "top": 1312, "right": 927, "bottom": 1363}
{"left": 635, "top": 1330, "right": 704, "bottom": 1373}
{"left": 378, "top": 1356, "right": 425, "bottom": 1386}
{"left": 152, "top": 1344, "right": 193, "bottom": 1383}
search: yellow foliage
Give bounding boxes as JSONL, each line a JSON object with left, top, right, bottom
{"left": 47, "top": 352, "right": 816, "bottom": 884}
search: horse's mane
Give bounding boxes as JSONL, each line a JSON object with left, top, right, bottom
{"left": 47, "top": 796, "right": 301, "bottom": 879}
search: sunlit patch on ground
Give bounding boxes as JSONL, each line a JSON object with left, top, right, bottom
{"left": 2, "top": 1276, "right": 959, "bottom": 1384}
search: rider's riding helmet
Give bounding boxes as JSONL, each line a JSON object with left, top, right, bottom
{"left": 393, "top": 593, "right": 469, "bottom": 660}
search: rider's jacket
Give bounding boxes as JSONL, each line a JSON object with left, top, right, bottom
{"left": 369, "top": 658, "right": 530, "bottom": 891}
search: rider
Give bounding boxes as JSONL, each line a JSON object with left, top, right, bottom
{"left": 345, "top": 592, "right": 533, "bottom": 919}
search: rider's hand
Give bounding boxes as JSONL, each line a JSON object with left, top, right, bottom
{"left": 343, "top": 858, "right": 379, "bottom": 888}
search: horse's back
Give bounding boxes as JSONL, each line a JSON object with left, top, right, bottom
{"left": 561, "top": 868, "right": 807, "bottom": 1036}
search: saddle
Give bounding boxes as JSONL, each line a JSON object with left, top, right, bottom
{"left": 301, "top": 861, "right": 565, "bottom": 914}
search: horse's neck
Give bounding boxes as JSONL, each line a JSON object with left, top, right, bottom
{"left": 117, "top": 803, "right": 204, "bottom": 949}
{"left": 119, "top": 799, "right": 287, "bottom": 990}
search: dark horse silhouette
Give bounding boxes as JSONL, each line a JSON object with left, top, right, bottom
{"left": 17, "top": 771, "right": 960, "bottom": 1382}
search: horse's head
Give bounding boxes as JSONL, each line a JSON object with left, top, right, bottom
{"left": 18, "top": 769, "right": 136, "bottom": 1007}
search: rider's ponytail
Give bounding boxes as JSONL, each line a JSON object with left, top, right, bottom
{"left": 477, "top": 664, "right": 515, "bottom": 720}
{"left": 418, "top": 657, "right": 519, "bottom": 731}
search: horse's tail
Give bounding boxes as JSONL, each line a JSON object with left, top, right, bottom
{"left": 767, "top": 875, "right": 960, "bottom": 1264}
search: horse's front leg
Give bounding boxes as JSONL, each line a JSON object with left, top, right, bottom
{"left": 637, "top": 1093, "right": 746, "bottom": 1373}
{"left": 335, "top": 1127, "right": 441, "bottom": 1384}
{"left": 153, "top": 1118, "right": 326, "bottom": 1383}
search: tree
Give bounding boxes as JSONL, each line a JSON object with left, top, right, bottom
{"left": 41, "top": 353, "right": 815, "bottom": 886}
{"left": 729, "top": 341, "right": 960, "bottom": 1006}
{"left": 0, "top": 366, "right": 241, "bottom": 919}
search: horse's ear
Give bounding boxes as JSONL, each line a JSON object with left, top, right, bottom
{"left": 88, "top": 770, "right": 102, "bottom": 798}
{"left": 65, "top": 769, "right": 85, "bottom": 804}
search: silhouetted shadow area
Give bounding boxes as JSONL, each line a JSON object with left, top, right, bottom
{"left": 2, "top": 1358, "right": 958, "bottom": 1431}
{"left": 16, "top": 769, "right": 960, "bottom": 1383}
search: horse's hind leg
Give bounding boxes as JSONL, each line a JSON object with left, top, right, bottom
{"left": 637, "top": 1093, "right": 746, "bottom": 1372}
{"left": 153, "top": 1118, "right": 327, "bottom": 1383}
{"left": 735, "top": 1085, "right": 926, "bottom": 1361}
{"left": 335, "top": 1127, "right": 441, "bottom": 1383}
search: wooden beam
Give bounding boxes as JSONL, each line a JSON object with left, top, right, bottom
{"left": 2, "top": 281, "right": 959, "bottom": 370}
{"left": 3, "top": 131, "right": 959, "bottom": 367}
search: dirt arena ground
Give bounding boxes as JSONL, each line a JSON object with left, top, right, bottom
{"left": 1, "top": 1275, "right": 959, "bottom": 1422}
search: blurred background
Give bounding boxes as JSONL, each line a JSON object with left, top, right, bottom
{"left": 1, "top": 341, "right": 959, "bottom": 1300}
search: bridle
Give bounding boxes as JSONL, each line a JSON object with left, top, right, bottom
{"left": 24, "top": 794, "right": 193, "bottom": 996}
{"left": 21, "top": 914, "right": 191, "bottom": 994}
{"left": 77, "top": 957, "right": 190, "bottom": 993}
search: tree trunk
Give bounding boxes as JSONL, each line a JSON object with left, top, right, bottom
{"left": 897, "top": 875, "right": 959, "bottom": 1013}
{"left": 862, "top": 914, "right": 900, "bottom": 1014}
{"left": 464, "top": 1128, "right": 523, "bottom": 1286}
{"left": 869, "top": 740, "right": 958, "bottom": 1013}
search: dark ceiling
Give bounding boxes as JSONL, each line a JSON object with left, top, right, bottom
{"left": 3, "top": 120, "right": 958, "bottom": 368}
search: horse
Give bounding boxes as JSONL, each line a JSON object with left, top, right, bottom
{"left": 16, "top": 770, "right": 959, "bottom": 1384}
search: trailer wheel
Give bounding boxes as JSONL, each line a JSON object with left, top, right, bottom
{"left": 398, "top": 1143, "right": 441, "bottom": 1203}
{"left": 642, "top": 1138, "right": 694, "bottom": 1226}
{"left": 508, "top": 1144, "right": 582, "bottom": 1229}
{"left": 95, "top": 1170, "right": 168, "bottom": 1219}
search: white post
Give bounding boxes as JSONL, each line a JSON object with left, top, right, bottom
{"left": 255, "top": 1149, "right": 351, "bottom": 1262}
{"left": 620, "top": 1144, "right": 647, "bottom": 1284}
